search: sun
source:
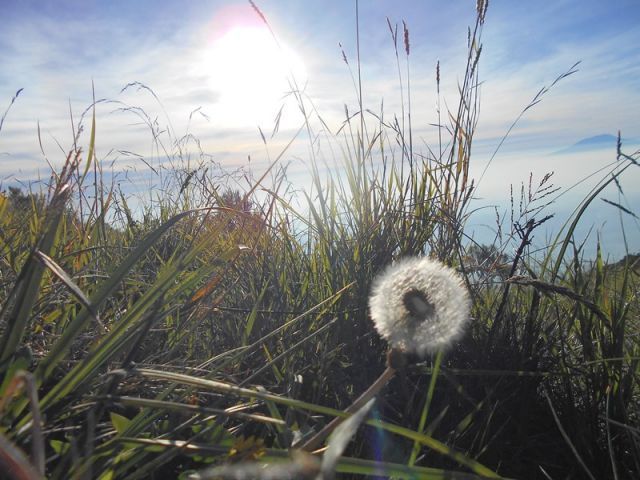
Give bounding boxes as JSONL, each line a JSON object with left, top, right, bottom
{"left": 200, "top": 25, "right": 305, "bottom": 126}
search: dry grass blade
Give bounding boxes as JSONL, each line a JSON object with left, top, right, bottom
{"left": 476, "top": 62, "right": 580, "bottom": 189}
{"left": 19, "top": 372, "right": 44, "bottom": 476}
{"left": 507, "top": 275, "right": 610, "bottom": 325}
{"left": 96, "top": 395, "right": 286, "bottom": 426}
{"left": 0, "top": 430, "right": 44, "bottom": 480}
{"left": 300, "top": 367, "right": 395, "bottom": 452}
{"left": 127, "top": 368, "right": 349, "bottom": 419}
{"left": 544, "top": 391, "right": 597, "bottom": 480}
{"left": 0, "top": 88, "right": 23, "bottom": 134}
{"left": 320, "top": 398, "right": 375, "bottom": 480}
{"left": 34, "top": 250, "right": 103, "bottom": 330}
{"left": 600, "top": 197, "right": 638, "bottom": 219}
{"left": 238, "top": 317, "right": 339, "bottom": 387}
{"left": 190, "top": 450, "right": 319, "bottom": 480}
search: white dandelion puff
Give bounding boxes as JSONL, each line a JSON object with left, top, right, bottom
{"left": 300, "top": 257, "right": 470, "bottom": 453}
{"left": 369, "top": 256, "right": 471, "bottom": 356}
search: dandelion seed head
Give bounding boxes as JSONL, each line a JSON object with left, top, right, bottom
{"left": 369, "top": 256, "right": 471, "bottom": 356}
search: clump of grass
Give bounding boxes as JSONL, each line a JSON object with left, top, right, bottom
{"left": 1, "top": 0, "right": 639, "bottom": 479}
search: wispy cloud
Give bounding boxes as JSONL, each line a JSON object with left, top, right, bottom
{"left": 1, "top": 0, "right": 638, "bottom": 198}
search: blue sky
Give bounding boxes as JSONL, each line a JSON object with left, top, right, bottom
{"left": 1, "top": 0, "right": 639, "bottom": 256}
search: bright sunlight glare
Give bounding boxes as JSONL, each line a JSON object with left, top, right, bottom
{"left": 199, "top": 26, "right": 306, "bottom": 128}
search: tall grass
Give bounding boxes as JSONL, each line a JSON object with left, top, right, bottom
{"left": 1, "top": 1, "right": 639, "bottom": 479}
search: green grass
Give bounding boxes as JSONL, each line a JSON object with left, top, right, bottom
{"left": 1, "top": 1, "right": 639, "bottom": 479}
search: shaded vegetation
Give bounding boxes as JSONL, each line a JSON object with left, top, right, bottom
{"left": 1, "top": 2, "right": 639, "bottom": 479}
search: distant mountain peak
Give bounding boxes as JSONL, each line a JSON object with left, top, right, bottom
{"left": 554, "top": 134, "right": 618, "bottom": 155}
{"left": 572, "top": 134, "right": 617, "bottom": 147}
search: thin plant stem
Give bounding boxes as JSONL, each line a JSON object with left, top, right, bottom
{"left": 299, "top": 366, "right": 397, "bottom": 452}
{"left": 408, "top": 349, "right": 443, "bottom": 466}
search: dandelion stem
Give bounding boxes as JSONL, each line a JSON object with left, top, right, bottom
{"left": 299, "top": 366, "right": 397, "bottom": 452}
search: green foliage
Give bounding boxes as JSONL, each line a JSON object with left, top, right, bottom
{"left": 0, "top": 2, "right": 638, "bottom": 479}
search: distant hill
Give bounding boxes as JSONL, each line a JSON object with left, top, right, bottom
{"left": 572, "top": 134, "right": 618, "bottom": 149}
{"left": 554, "top": 134, "right": 618, "bottom": 154}
{"left": 553, "top": 134, "right": 640, "bottom": 155}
